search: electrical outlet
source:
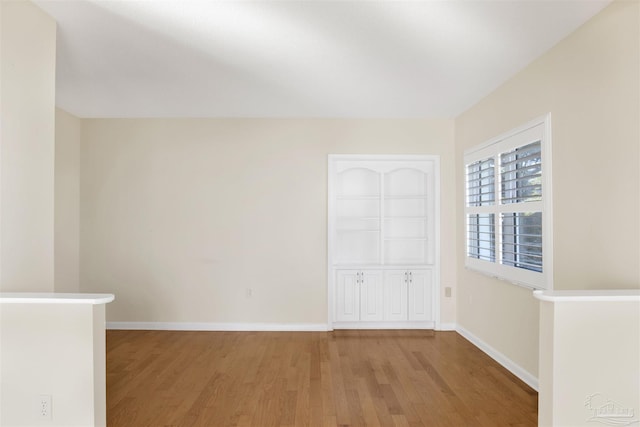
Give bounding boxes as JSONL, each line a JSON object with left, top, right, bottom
{"left": 245, "top": 288, "right": 252, "bottom": 298}
{"left": 445, "top": 287, "right": 452, "bottom": 298}
{"left": 38, "top": 395, "right": 52, "bottom": 419}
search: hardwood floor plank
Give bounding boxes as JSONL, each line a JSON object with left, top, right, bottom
{"left": 106, "top": 330, "right": 537, "bottom": 427}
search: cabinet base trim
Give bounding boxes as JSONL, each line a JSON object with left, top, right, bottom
{"left": 332, "top": 321, "right": 435, "bottom": 330}
{"left": 106, "top": 322, "right": 330, "bottom": 332}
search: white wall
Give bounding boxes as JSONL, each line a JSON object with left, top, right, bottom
{"left": 0, "top": 0, "right": 56, "bottom": 292}
{"left": 455, "top": 0, "right": 639, "bottom": 378}
{"left": 79, "top": 119, "right": 456, "bottom": 325}
{"left": 55, "top": 108, "right": 82, "bottom": 292}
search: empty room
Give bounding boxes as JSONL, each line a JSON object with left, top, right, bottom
{"left": 1, "top": 0, "right": 638, "bottom": 426}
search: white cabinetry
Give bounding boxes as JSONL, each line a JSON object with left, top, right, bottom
{"left": 382, "top": 269, "right": 433, "bottom": 321}
{"left": 335, "top": 270, "right": 383, "bottom": 322}
{"left": 406, "top": 269, "right": 433, "bottom": 321}
{"left": 383, "top": 270, "right": 408, "bottom": 321}
{"left": 329, "top": 155, "right": 440, "bottom": 329}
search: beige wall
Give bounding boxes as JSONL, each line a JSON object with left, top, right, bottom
{"left": 0, "top": 0, "right": 56, "bottom": 291}
{"left": 455, "top": 0, "right": 640, "bottom": 378}
{"left": 0, "top": 303, "right": 107, "bottom": 426}
{"left": 80, "top": 119, "right": 456, "bottom": 324}
{"left": 538, "top": 298, "right": 639, "bottom": 426}
{"left": 55, "top": 108, "right": 82, "bottom": 292}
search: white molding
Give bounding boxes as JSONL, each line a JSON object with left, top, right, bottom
{"left": 327, "top": 156, "right": 336, "bottom": 331}
{"left": 533, "top": 289, "right": 640, "bottom": 302}
{"left": 456, "top": 325, "right": 539, "bottom": 391}
{"left": 0, "top": 292, "right": 114, "bottom": 305}
{"left": 432, "top": 158, "right": 442, "bottom": 333}
{"left": 542, "top": 113, "right": 554, "bottom": 291}
{"left": 106, "top": 322, "right": 330, "bottom": 332}
{"left": 328, "top": 154, "right": 442, "bottom": 162}
{"left": 463, "top": 114, "right": 550, "bottom": 157}
{"left": 332, "top": 321, "right": 435, "bottom": 330}
{"left": 437, "top": 322, "right": 456, "bottom": 331}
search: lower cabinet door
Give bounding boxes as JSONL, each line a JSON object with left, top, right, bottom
{"left": 360, "top": 271, "right": 384, "bottom": 321}
{"left": 335, "top": 270, "right": 360, "bottom": 322}
{"left": 335, "top": 269, "right": 432, "bottom": 324}
{"left": 408, "top": 270, "right": 433, "bottom": 321}
{"left": 383, "top": 270, "right": 408, "bottom": 321}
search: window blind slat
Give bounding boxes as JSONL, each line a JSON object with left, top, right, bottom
{"left": 502, "top": 249, "right": 542, "bottom": 257}
{"left": 501, "top": 232, "right": 541, "bottom": 239}
{"left": 501, "top": 260, "right": 542, "bottom": 272}
{"left": 467, "top": 182, "right": 495, "bottom": 191}
{"left": 501, "top": 176, "right": 542, "bottom": 186}
{"left": 500, "top": 152, "right": 541, "bottom": 167}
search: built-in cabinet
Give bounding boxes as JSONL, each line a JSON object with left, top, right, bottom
{"left": 335, "top": 268, "right": 434, "bottom": 323}
{"left": 385, "top": 269, "right": 433, "bottom": 321}
{"left": 329, "top": 155, "right": 440, "bottom": 329}
{"left": 335, "top": 270, "right": 383, "bottom": 322}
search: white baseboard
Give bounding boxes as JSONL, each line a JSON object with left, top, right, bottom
{"left": 456, "top": 325, "right": 539, "bottom": 391}
{"left": 106, "top": 322, "right": 330, "bottom": 332}
{"left": 332, "top": 321, "right": 435, "bottom": 330}
{"left": 436, "top": 322, "right": 457, "bottom": 331}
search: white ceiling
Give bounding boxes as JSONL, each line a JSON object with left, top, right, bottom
{"left": 34, "top": 0, "right": 611, "bottom": 118}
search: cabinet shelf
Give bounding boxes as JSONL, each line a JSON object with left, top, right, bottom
{"left": 384, "top": 237, "right": 427, "bottom": 241}
{"left": 337, "top": 195, "right": 380, "bottom": 200}
{"left": 384, "top": 195, "right": 428, "bottom": 200}
{"left": 336, "top": 217, "right": 380, "bottom": 222}
{"left": 334, "top": 261, "right": 381, "bottom": 266}
{"left": 338, "top": 195, "right": 427, "bottom": 200}
{"left": 384, "top": 216, "right": 427, "bottom": 220}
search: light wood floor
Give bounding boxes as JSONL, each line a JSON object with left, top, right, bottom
{"left": 106, "top": 330, "right": 537, "bottom": 427}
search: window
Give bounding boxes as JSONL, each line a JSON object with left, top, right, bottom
{"left": 464, "top": 115, "right": 552, "bottom": 290}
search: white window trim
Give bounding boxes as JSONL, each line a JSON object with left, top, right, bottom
{"left": 464, "top": 114, "right": 553, "bottom": 290}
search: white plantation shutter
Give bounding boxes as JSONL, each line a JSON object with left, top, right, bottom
{"left": 501, "top": 212, "right": 542, "bottom": 272}
{"left": 501, "top": 142, "right": 542, "bottom": 204}
{"left": 467, "top": 158, "right": 495, "bottom": 207}
{"left": 464, "top": 115, "right": 552, "bottom": 290}
{"left": 467, "top": 213, "right": 495, "bottom": 262}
